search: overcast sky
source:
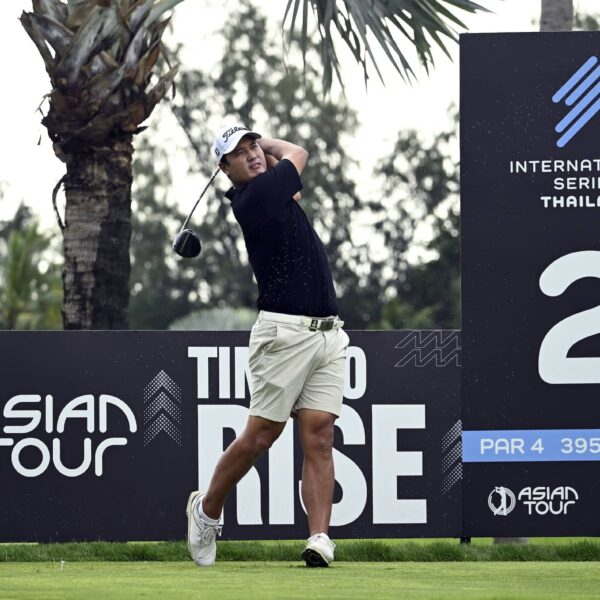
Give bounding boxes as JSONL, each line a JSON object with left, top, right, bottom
{"left": 0, "top": 0, "right": 596, "bottom": 232}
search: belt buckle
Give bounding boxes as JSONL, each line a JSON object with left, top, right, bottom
{"left": 309, "top": 319, "right": 319, "bottom": 331}
{"left": 322, "top": 320, "right": 334, "bottom": 331}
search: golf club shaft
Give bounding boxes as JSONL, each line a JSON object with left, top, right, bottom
{"left": 179, "top": 168, "right": 221, "bottom": 234}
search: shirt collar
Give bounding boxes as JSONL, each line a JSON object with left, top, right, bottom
{"left": 225, "top": 181, "right": 250, "bottom": 202}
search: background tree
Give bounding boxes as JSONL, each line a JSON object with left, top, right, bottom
{"left": 128, "top": 135, "right": 199, "bottom": 329}
{"left": 0, "top": 204, "right": 62, "bottom": 330}
{"left": 377, "top": 208, "right": 460, "bottom": 329}
{"left": 574, "top": 6, "right": 599, "bottom": 29}
{"left": 371, "top": 117, "right": 460, "bottom": 329}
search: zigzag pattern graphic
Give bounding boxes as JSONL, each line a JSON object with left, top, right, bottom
{"left": 143, "top": 370, "right": 182, "bottom": 447}
{"left": 394, "top": 331, "right": 461, "bottom": 368}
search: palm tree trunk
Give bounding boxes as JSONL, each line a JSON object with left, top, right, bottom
{"left": 62, "top": 136, "right": 133, "bottom": 329}
{"left": 540, "top": 0, "right": 574, "bottom": 31}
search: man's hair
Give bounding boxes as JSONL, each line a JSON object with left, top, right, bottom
{"left": 219, "top": 155, "right": 229, "bottom": 166}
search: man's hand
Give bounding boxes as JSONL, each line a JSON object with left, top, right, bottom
{"left": 258, "top": 137, "right": 308, "bottom": 176}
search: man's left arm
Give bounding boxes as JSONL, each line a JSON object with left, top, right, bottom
{"left": 265, "top": 153, "right": 301, "bottom": 203}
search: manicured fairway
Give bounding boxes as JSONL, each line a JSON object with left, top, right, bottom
{"left": 1, "top": 561, "right": 599, "bottom": 600}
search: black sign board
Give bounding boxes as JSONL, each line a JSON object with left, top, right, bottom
{"left": 0, "top": 330, "right": 460, "bottom": 542}
{"left": 461, "top": 32, "right": 600, "bottom": 536}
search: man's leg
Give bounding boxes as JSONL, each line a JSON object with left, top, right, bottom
{"left": 202, "top": 415, "right": 286, "bottom": 519}
{"left": 297, "top": 408, "right": 336, "bottom": 535}
{"left": 187, "top": 414, "right": 286, "bottom": 567}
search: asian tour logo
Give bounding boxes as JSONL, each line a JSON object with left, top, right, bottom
{"left": 488, "top": 485, "right": 579, "bottom": 516}
{"left": 0, "top": 394, "right": 137, "bottom": 478}
{"left": 488, "top": 486, "right": 516, "bottom": 516}
{"left": 553, "top": 56, "right": 600, "bottom": 148}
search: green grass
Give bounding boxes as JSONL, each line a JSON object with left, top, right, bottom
{"left": 1, "top": 562, "right": 599, "bottom": 599}
{"left": 1, "top": 539, "right": 600, "bottom": 562}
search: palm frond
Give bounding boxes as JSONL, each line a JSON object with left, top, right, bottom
{"left": 33, "top": 0, "right": 68, "bottom": 22}
{"left": 284, "top": 0, "right": 490, "bottom": 91}
{"left": 29, "top": 14, "right": 73, "bottom": 57}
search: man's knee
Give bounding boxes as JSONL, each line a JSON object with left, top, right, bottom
{"left": 301, "top": 417, "right": 335, "bottom": 458}
{"left": 253, "top": 428, "right": 280, "bottom": 454}
{"left": 240, "top": 418, "right": 285, "bottom": 457}
{"left": 310, "top": 429, "right": 334, "bottom": 457}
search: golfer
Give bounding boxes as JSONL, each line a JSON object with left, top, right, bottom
{"left": 186, "top": 123, "right": 349, "bottom": 568}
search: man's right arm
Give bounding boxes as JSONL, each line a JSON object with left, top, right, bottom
{"left": 258, "top": 138, "right": 309, "bottom": 176}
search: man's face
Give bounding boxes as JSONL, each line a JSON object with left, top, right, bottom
{"left": 220, "top": 135, "right": 267, "bottom": 186}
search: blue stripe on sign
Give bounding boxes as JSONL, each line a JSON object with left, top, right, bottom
{"left": 555, "top": 81, "right": 600, "bottom": 133}
{"left": 463, "top": 429, "right": 600, "bottom": 462}
{"left": 553, "top": 56, "right": 598, "bottom": 103}
{"left": 565, "top": 64, "right": 600, "bottom": 106}
{"left": 557, "top": 96, "right": 600, "bottom": 147}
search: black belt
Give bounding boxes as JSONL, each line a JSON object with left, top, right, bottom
{"left": 258, "top": 311, "right": 344, "bottom": 331}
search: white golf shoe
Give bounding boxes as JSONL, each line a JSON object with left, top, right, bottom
{"left": 186, "top": 491, "right": 222, "bottom": 567}
{"left": 302, "top": 532, "right": 335, "bottom": 567}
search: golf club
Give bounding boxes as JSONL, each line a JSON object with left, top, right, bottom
{"left": 173, "top": 168, "right": 220, "bottom": 258}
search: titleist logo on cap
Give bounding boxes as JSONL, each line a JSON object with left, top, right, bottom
{"left": 212, "top": 123, "right": 260, "bottom": 163}
{"left": 222, "top": 126, "right": 249, "bottom": 143}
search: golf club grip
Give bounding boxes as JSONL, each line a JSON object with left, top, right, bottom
{"left": 180, "top": 168, "right": 220, "bottom": 232}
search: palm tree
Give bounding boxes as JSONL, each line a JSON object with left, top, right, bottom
{"left": 21, "top": 0, "right": 184, "bottom": 329}
{"left": 22, "top": 0, "right": 488, "bottom": 330}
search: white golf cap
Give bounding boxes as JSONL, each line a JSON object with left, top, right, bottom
{"left": 212, "top": 123, "right": 261, "bottom": 162}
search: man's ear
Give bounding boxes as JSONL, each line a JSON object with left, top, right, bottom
{"left": 219, "top": 162, "right": 229, "bottom": 176}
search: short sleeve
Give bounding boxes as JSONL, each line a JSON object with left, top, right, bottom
{"left": 245, "top": 159, "right": 303, "bottom": 216}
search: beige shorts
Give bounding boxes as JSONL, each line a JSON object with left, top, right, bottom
{"left": 247, "top": 311, "right": 350, "bottom": 422}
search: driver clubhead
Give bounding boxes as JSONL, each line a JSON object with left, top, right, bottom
{"left": 173, "top": 228, "right": 202, "bottom": 258}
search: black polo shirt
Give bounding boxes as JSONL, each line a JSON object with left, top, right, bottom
{"left": 225, "top": 159, "right": 338, "bottom": 317}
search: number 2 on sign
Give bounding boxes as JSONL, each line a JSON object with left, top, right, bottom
{"left": 538, "top": 251, "right": 600, "bottom": 384}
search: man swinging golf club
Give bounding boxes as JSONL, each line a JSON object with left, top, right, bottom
{"left": 186, "top": 123, "right": 349, "bottom": 568}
